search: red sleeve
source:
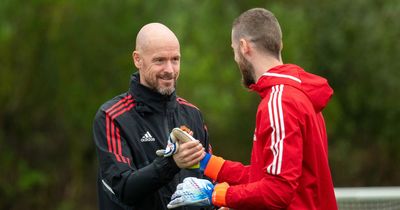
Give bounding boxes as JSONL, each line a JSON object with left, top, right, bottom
{"left": 203, "top": 155, "right": 251, "bottom": 185}
{"left": 215, "top": 86, "right": 304, "bottom": 209}
{"left": 217, "top": 160, "right": 251, "bottom": 185}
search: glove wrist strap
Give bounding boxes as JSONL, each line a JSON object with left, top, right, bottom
{"left": 200, "top": 153, "right": 211, "bottom": 172}
{"left": 212, "top": 182, "right": 229, "bottom": 207}
{"left": 204, "top": 155, "right": 225, "bottom": 180}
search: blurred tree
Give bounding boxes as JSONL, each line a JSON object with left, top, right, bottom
{"left": 303, "top": 0, "right": 400, "bottom": 186}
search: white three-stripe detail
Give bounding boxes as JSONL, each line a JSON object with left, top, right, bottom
{"left": 267, "top": 86, "right": 277, "bottom": 174}
{"left": 267, "top": 85, "right": 285, "bottom": 175}
{"left": 263, "top": 72, "right": 301, "bottom": 83}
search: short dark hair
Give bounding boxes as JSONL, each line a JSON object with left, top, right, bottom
{"left": 233, "top": 8, "right": 282, "bottom": 59}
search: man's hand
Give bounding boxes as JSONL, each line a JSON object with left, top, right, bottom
{"left": 167, "top": 177, "right": 214, "bottom": 209}
{"left": 156, "top": 128, "right": 205, "bottom": 168}
{"left": 171, "top": 128, "right": 203, "bottom": 169}
{"left": 173, "top": 139, "right": 205, "bottom": 168}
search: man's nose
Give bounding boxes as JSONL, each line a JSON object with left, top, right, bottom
{"left": 164, "top": 61, "right": 174, "bottom": 73}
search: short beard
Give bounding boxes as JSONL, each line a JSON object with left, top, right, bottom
{"left": 144, "top": 72, "right": 176, "bottom": 95}
{"left": 157, "top": 85, "right": 175, "bottom": 95}
{"left": 238, "top": 52, "right": 256, "bottom": 88}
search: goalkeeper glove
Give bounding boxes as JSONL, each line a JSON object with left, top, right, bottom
{"left": 167, "top": 177, "right": 214, "bottom": 209}
{"left": 156, "top": 130, "right": 178, "bottom": 157}
{"left": 168, "top": 177, "right": 230, "bottom": 209}
{"left": 156, "top": 128, "right": 200, "bottom": 169}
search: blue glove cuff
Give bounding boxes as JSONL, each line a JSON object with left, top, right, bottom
{"left": 205, "top": 180, "right": 214, "bottom": 200}
{"left": 200, "top": 153, "right": 211, "bottom": 172}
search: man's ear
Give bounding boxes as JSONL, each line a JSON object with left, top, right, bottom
{"left": 133, "top": 51, "right": 141, "bottom": 69}
{"left": 239, "top": 38, "right": 250, "bottom": 55}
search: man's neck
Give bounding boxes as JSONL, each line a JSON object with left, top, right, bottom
{"left": 252, "top": 54, "right": 283, "bottom": 82}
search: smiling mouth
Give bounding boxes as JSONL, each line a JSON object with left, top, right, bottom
{"left": 158, "top": 74, "right": 175, "bottom": 81}
{"left": 158, "top": 78, "right": 175, "bottom": 86}
{"left": 159, "top": 76, "right": 174, "bottom": 80}
{"left": 159, "top": 78, "right": 174, "bottom": 83}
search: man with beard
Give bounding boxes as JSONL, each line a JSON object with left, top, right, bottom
{"left": 167, "top": 8, "right": 337, "bottom": 210}
{"left": 93, "top": 23, "right": 211, "bottom": 210}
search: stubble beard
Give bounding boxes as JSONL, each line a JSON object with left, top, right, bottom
{"left": 145, "top": 72, "right": 176, "bottom": 95}
{"left": 157, "top": 84, "right": 175, "bottom": 95}
{"left": 238, "top": 52, "right": 256, "bottom": 88}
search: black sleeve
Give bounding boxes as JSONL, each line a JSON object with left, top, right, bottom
{"left": 122, "top": 156, "right": 180, "bottom": 204}
{"left": 93, "top": 109, "right": 180, "bottom": 206}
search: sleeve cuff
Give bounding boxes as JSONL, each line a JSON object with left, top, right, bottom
{"left": 204, "top": 155, "right": 225, "bottom": 180}
{"left": 212, "top": 182, "right": 229, "bottom": 207}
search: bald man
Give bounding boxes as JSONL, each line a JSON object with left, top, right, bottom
{"left": 93, "top": 23, "right": 212, "bottom": 210}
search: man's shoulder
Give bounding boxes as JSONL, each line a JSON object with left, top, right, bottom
{"left": 264, "top": 84, "right": 308, "bottom": 101}
{"left": 281, "top": 85, "right": 314, "bottom": 110}
{"left": 176, "top": 96, "right": 200, "bottom": 111}
{"left": 98, "top": 92, "right": 134, "bottom": 113}
{"left": 260, "top": 85, "right": 310, "bottom": 111}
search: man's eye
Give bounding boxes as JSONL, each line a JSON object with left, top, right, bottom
{"left": 172, "top": 57, "right": 180, "bottom": 64}
{"left": 154, "top": 58, "right": 164, "bottom": 63}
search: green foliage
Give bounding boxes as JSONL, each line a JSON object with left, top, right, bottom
{"left": 304, "top": 0, "right": 400, "bottom": 186}
{"left": 1, "top": 0, "right": 399, "bottom": 209}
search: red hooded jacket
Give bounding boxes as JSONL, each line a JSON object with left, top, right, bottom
{"left": 204, "top": 64, "right": 337, "bottom": 210}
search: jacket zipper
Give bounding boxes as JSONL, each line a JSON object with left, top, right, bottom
{"left": 163, "top": 116, "right": 169, "bottom": 139}
{"left": 163, "top": 103, "right": 170, "bottom": 139}
{"left": 164, "top": 103, "right": 182, "bottom": 186}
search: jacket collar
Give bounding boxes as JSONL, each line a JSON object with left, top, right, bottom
{"left": 250, "top": 64, "right": 303, "bottom": 98}
{"left": 250, "top": 64, "right": 333, "bottom": 112}
{"left": 129, "top": 73, "right": 177, "bottom": 114}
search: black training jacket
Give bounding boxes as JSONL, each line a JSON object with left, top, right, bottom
{"left": 93, "top": 73, "right": 212, "bottom": 210}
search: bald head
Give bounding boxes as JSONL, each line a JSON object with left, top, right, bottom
{"left": 135, "top": 23, "right": 180, "bottom": 53}
{"left": 132, "top": 23, "right": 181, "bottom": 95}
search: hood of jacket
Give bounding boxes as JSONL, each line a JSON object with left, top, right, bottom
{"left": 250, "top": 64, "right": 333, "bottom": 112}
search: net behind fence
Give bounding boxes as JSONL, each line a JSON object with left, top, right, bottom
{"left": 335, "top": 187, "right": 400, "bottom": 210}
